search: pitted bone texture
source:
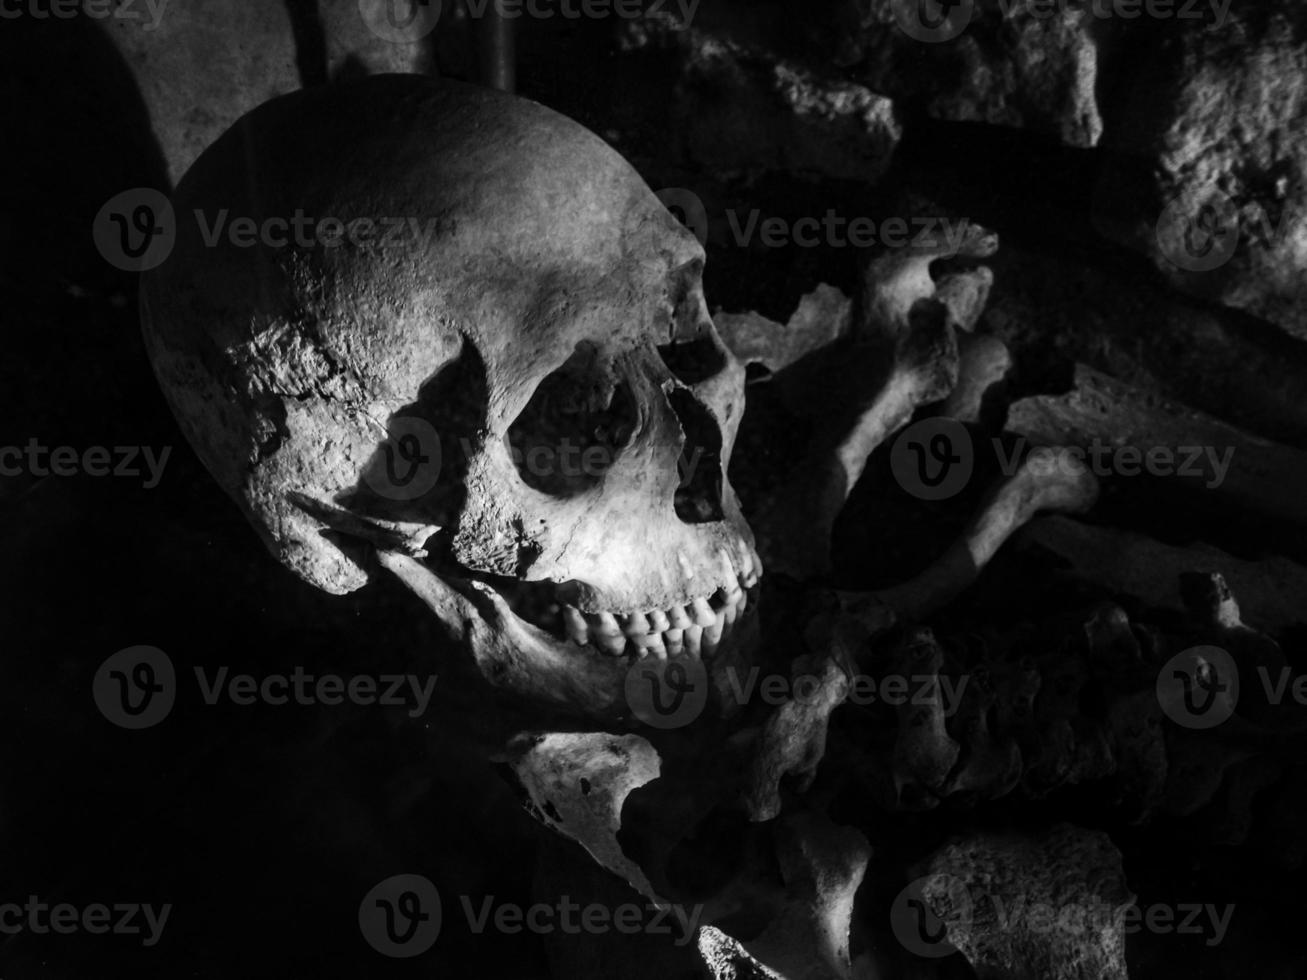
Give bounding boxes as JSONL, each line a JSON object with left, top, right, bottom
{"left": 919, "top": 824, "right": 1132, "bottom": 980}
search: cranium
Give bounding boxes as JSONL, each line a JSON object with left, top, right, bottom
{"left": 140, "top": 75, "right": 760, "bottom": 719}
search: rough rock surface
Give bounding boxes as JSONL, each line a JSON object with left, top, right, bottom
{"left": 100, "top": 0, "right": 302, "bottom": 187}
{"left": 822, "top": 0, "right": 1105, "bottom": 148}
{"left": 621, "top": 14, "right": 901, "bottom": 182}
{"left": 100, "top": 0, "right": 436, "bottom": 188}
{"left": 321, "top": 0, "right": 434, "bottom": 80}
{"left": 1095, "top": 1, "right": 1307, "bottom": 339}
{"left": 982, "top": 242, "right": 1307, "bottom": 446}
{"left": 625, "top": 0, "right": 1105, "bottom": 152}
{"left": 920, "top": 824, "right": 1133, "bottom": 980}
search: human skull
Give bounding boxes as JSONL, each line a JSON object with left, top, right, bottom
{"left": 141, "top": 75, "right": 760, "bottom": 718}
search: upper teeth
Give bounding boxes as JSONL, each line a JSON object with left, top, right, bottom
{"left": 554, "top": 552, "right": 760, "bottom": 660}
{"left": 486, "top": 543, "right": 762, "bottom": 661}
{"left": 561, "top": 584, "right": 751, "bottom": 659}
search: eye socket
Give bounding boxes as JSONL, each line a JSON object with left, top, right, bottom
{"left": 506, "top": 349, "right": 638, "bottom": 498}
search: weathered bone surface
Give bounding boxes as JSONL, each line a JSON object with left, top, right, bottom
{"left": 504, "top": 731, "right": 665, "bottom": 903}
{"left": 101, "top": 0, "right": 301, "bottom": 187}
{"left": 739, "top": 812, "right": 870, "bottom": 980}
{"left": 322, "top": 0, "right": 434, "bottom": 80}
{"left": 101, "top": 0, "right": 434, "bottom": 189}
{"left": 944, "top": 332, "right": 1012, "bottom": 427}
{"left": 742, "top": 652, "right": 853, "bottom": 822}
{"left": 142, "top": 75, "right": 760, "bottom": 718}
{"left": 874, "top": 449, "right": 1100, "bottom": 622}
{"left": 698, "top": 928, "right": 786, "bottom": 980}
{"left": 1008, "top": 364, "right": 1307, "bottom": 528}
{"left": 714, "top": 285, "right": 852, "bottom": 376}
{"left": 919, "top": 824, "right": 1133, "bottom": 980}
{"left": 620, "top": 11, "right": 902, "bottom": 183}
{"left": 1019, "top": 514, "right": 1307, "bottom": 635}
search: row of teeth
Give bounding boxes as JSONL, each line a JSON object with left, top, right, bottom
{"left": 559, "top": 573, "right": 756, "bottom": 660}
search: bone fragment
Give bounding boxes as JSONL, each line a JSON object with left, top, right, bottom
{"left": 742, "top": 812, "right": 871, "bottom": 980}
{"left": 916, "top": 824, "right": 1132, "bottom": 980}
{"left": 1008, "top": 364, "right": 1307, "bottom": 527}
{"left": 874, "top": 450, "right": 1100, "bottom": 621}
{"left": 1017, "top": 515, "right": 1307, "bottom": 635}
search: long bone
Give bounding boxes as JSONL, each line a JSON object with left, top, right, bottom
{"left": 754, "top": 223, "right": 997, "bottom": 581}
{"left": 871, "top": 449, "right": 1101, "bottom": 623}
{"left": 755, "top": 304, "right": 959, "bottom": 581}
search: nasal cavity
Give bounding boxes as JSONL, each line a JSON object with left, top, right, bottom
{"left": 669, "top": 388, "right": 725, "bottom": 524}
{"left": 658, "top": 268, "right": 727, "bottom": 386}
{"left": 658, "top": 333, "right": 727, "bottom": 386}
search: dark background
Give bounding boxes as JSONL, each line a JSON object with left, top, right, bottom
{"left": 3, "top": 1, "right": 1307, "bottom": 976}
